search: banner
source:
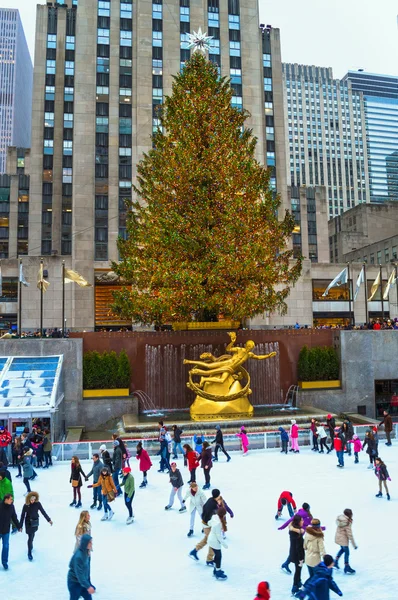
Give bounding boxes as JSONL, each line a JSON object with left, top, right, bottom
{"left": 368, "top": 271, "right": 381, "bottom": 302}
{"left": 37, "top": 262, "right": 50, "bottom": 292}
{"left": 19, "top": 262, "right": 29, "bottom": 287}
{"left": 64, "top": 268, "right": 92, "bottom": 287}
{"left": 354, "top": 266, "right": 364, "bottom": 301}
{"left": 383, "top": 271, "right": 396, "bottom": 301}
{"left": 322, "top": 268, "right": 348, "bottom": 297}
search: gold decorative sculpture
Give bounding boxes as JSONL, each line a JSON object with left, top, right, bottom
{"left": 184, "top": 332, "right": 277, "bottom": 420}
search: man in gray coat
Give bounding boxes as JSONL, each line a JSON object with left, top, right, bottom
{"left": 86, "top": 454, "right": 103, "bottom": 510}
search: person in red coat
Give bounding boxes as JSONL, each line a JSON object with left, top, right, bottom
{"left": 334, "top": 429, "right": 344, "bottom": 468}
{"left": 276, "top": 491, "right": 297, "bottom": 519}
{"left": 183, "top": 443, "right": 200, "bottom": 483}
{"left": 254, "top": 581, "right": 271, "bottom": 600}
{"left": 136, "top": 442, "right": 152, "bottom": 489}
{"left": 0, "top": 427, "right": 12, "bottom": 448}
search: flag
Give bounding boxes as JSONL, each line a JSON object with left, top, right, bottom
{"left": 383, "top": 271, "right": 396, "bottom": 301}
{"left": 354, "top": 266, "right": 364, "bottom": 301}
{"left": 368, "top": 271, "right": 381, "bottom": 301}
{"left": 37, "top": 262, "right": 50, "bottom": 292}
{"left": 19, "top": 262, "right": 29, "bottom": 287}
{"left": 322, "top": 267, "right": 348, "bottom": 297}
{"left": 64, "top": 268, "right": 92, "bottom": 287}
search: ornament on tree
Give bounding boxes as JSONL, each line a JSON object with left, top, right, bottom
{"left": 187, "top": 27, "right": 213, "bottom": 53}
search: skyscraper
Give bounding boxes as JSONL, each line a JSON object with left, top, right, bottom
{"left": 0, "top": 9, "right": 33, "bottom": 174}
{"left": 283, "top": 64, "right": 369, "bottom": 219}
{"left": 342, "top": 71, "right": 398, "bottom": 204}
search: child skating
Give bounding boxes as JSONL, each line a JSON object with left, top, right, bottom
{"left": 347, "top": 434, "right": 362, "bottom": 464}
{"left": 136, "top": 441, "right": 152, "bottom": 488}
{"left": 375, "top": 457, "right": 391, "bottom": 500}
{"left": 183, "top": 443, "right": 200, "bottom": 483}
{"left": 236, "top": 426, "right": 249, "bottom": 455}
{"left": 120, "top": 466, "right": 135, "bottom": 524}
{"left": 278, "top": 427, "right": 289, "bottom": 454}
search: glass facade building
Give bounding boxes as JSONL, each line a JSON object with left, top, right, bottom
{"left": 0, "top": 9, "right": 33, "bottom": 174}
{"left": 342, "top": 71, "right": 398, "bottom": 204}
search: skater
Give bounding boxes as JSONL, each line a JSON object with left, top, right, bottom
{"left": 379, "top": 410, "right": 393, "bottom": 446}
{"left": 112, "top": 433, "right": 129, "bottom": 467}
{"left": 254, "top": 581, "right": 271, "bottom": 599}
{"left": 288, "top": 514, "right": 305, "bottom": 595}
{"left": 0, "top": 462, "right": 11, "bottom": 482}
{"left": 326, "top": 414, "right": 336, "bottom": 442}
{"left": 31, "top": 427, "right": 44, "bottom": 468}
{"left": 297, "top": 555, "right": 343, "bottom": 600}
{"left": 12, "top": 436, "right": 22, "bottom": 473}
{"left": 341, "top": 422, "right": 353, "bottom": 456}
{"left": 236, "top": 425, "right": 249, "bottom": 455}
{"left": 184, "top": 481, "right": 207, "bottom": 537}
{"left": 310, "top": 419, "right": 319, "bottom": 451}
{"left": 158, "top": 421, "right": 171, "bottom": 473}
{"left": 183, "top": 443, "right": 199, "bottom": 483}
{"left": 275, "top": 490, "right": 297, "bottom": 519}
{"left": 304, "top": 518, "right": 325, "bottom": 578}
{"left": 211, "top": 425, "right": 231, "bottom": 462}
{"left": 362, "top": 430, "right": 378, "bottom": 469}
{"left": 67, "top": 534, "right": 96, "bottom": 600}
{"left": 42, "top": 430, "right": 53, "bottom": 468}
{"left": 201, "top": 441, "right": 213, "bottom": 489}
{"left": 290, "top": 420, "right": 299, "bottom": 453}
{"left": 374, "top": 457, "right": 391, "bottom": 500}
{"left": 74, "top": 511, "right": 91, "bottom": 551}
{"left": 86, "top": 454, "right": 104, "bottom": 510}
{"left": 278, "top": 427, "right": 289, "bottom": 454}
{"left": 99, "top": 444, "right": 113, "bottom": 473}
{"left": 112, "top": 440, "right": 123, "bottom": 496}
{"left": 0, "top": 470, "right": 13, "bottom": 501}
{"left": 333, "top": 428, "right": 344, "bottom": 468}
{"left": 0, "top": 426, "right": 11, "bottom": 452}
{"left": 136, "top": 441, "right": 152, "bottom": 488}
{"left": 334, "top": 508, "right": 357, "bottom": 574}
{"left": 316, "top": 422, "right": 330, "bottom": 453}
{"left": 0, "top": 494, "right": 20, "bottom": 571}
{"left": 208, "top": 505, "right": 228, "bottom": 580}
{"left": 88, "top": 467, "right": 116, "bottom": 521}
{"left": 120, "top": 466, "right": 135, "bottom": 524}
{"left": 172, "top": 424, "right": 184, "bottom": 459}
{"left": 165, "top": 462, "right": 186, "bottom": 512}
{"left": 280, "top": 503, "right": 321, "bottom": 574}
{"left": 21, "top": 447, "right": 34, "bottom": 493}
{"left": 347, "top": 435, "right": 362, "bottom": 464}
{"left": 20, "top": 491, "right": 53, "bottom": 561}
{"left": 217, "top": 494, "right": 234, "bottom": 520}
{"left": 194, "top": 432, "right": 205, "bottom": 454}
{"left": 189, "top": 488, "right": 220, "bottom": 565}
{"left": 70, "top": 456, "right": 87, "bottom": 508}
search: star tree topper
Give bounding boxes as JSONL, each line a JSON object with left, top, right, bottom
{"left": 187, "top": 27, "right": 213, "bottom": 53}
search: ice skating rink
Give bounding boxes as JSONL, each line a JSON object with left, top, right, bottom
{"left": 4, "top": 445, "right": 397, "bottom": 600}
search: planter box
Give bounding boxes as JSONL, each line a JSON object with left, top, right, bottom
{"left": 83, "top": 388, "right": 130, "bottom": 398}
{"left": 298, "top": 380, "right": 341, "bottom": 390}
{"left": 172, "top": 320, "right": 240, "bottom": 331}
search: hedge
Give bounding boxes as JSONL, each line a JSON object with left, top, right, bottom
{"left": 297, "top": 345, "right": 339, "bottom": 381}
{"left": 83, "top": 350, "right": 131, "bottom": 390}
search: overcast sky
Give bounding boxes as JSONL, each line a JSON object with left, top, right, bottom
{"left": 1, "top": 0, "right": 397, "bottom": 79}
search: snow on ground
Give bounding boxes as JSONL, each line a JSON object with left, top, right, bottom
{"left": 4, "top": 444, "right": 397, "bottom": 600}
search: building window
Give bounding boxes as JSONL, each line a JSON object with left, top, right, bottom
{"left": 98, "top": 1, "right": 110, "bottom": 16}
{"left": 377, "top": 250, "right": 382, "bottom": 264}
{"left": 65, "top": 61, "right": 74, "bottom": 76}
{"left": 392, "top": 246, "right": 397, "bottom": 260}
{"left": 66, "top": 35, "right": 75, "bottom": 50}
{"left": 97, "top": 29, "right": 110, "bottom": 45}
{"left": 312, "top": 279, "right": 350, "bottom": 301}
{"left": 63, "top": 141, "right": 73, "bottom": 155}
{"left": 229, "top": 41, "right": 240, "bottom": 56}
{"left": 263, "top": 53, "right": 271, "bottom": 67}
{"left": 120, "top": 30, "right": 132, "bottom": 46}
{"left": 46, "top": 60, "right": 56, "bottom": 74}
{"left": 47, "top": 34, "right": 57, "bottom": 49}
{"left": 153, "top": 3, "right": 162, "bottom": 18}
{"left": 121, "top": 2, "right": 132, "bottom": 18}
{"left": 228, "top": 14, "right": 240, "bottom": 29}
{"left": 152, "top": 31, "right": 163, "bottom": 46}
{"left": 385, "top": 248, "right": 390, "bottom": 263}
{"left": 44, "top": 140, "right": 54, "bottom": 155}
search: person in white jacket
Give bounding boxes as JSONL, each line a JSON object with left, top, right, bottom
{"left": 316, "top": 422, "right": 331, "bottom": 454}
{"left": 207, "top": 506, "right": 228, "bottom": 581}
{"left": 183, "top": 482, "right": 207, "bottom": 538}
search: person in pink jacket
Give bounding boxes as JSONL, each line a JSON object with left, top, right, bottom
{"left": 236, "top": 426, "right": 249, "bottom": 455}
{"left": 347, "top": 434, "right": 362, "bottom": 464}
{"left": 136, "top": 442, "right": 152, "bottom": 488}
{"left": 289, "top": 420, "right": 299, "bottom": 453}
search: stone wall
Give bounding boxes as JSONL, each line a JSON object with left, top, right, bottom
{"left": 79, "top": 396, "right": 138, "bottom": 430}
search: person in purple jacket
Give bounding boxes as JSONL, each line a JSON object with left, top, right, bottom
{"left": 279, "top": 503, "right": 325, "bottom": 575}
{"left": 201, "top": 442, "right": 213, "bottom": 490}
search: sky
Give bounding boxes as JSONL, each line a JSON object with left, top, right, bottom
{"left": 0, "top": 0, "right": 397, "bottom": 79}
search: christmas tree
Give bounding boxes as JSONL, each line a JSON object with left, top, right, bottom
{"left": 112, "top": 53, "right": 301, "bottom": 325}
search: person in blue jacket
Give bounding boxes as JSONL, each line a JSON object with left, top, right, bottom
{"left": 67, "top": 533, "right": 96, "bottom": 600}
{"left": 193, "top": 433, "right": 205, "bottom": 454}
{"left": 295, "top": 554, "right": 343, "bottom": 600}
{"left": 278, "top": 427, "right": 289, "bottom": 454}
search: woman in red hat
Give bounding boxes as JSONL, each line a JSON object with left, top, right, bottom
{"left": 254, "top": 581, "right": 270, "bottom": 599}
{"left": 120, "top": 466, "right": 135, "bottom": 524}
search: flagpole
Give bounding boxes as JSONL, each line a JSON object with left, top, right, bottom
{"left": 347, "top": 262, "right": 354, "bottom": 327}
{"left": 62, "top": 260, "right": 65, "bottom": 338}
{"left": 395, "top": 264, "right": 398, "bottom": 322}
{"left": 18, "top": 259, "right": 22, "bottom": 337}
{"left": 40, "top": 258, "right": 44, "bottom": 337}
{"left": 380, "top": 264, "right": 384, "bottom": 322}
{"left": 363, "top": 262, "right": 368, "bottom": 326}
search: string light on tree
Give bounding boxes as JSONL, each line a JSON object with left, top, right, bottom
{"left": 186, "top": 27, "right": 213, "bottom": 53}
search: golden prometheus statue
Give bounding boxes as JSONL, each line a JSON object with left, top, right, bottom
{"left": 184, "top": 332, "right": 277, "bottom": 421}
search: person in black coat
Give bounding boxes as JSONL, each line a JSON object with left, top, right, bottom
{"left": 19, "top": 491, "right": 53, "bottom": 561}
{"left": 211, "top": 425, "right": 231, "bottom": 462}
{"left": 363, "top": 431, "right": 378, "bottom": 468}
{"left": 165, "top": 462, "right": 185, "bottom": 511}
{"left": 172, "top": 425, "right": 184, "bottom": 459}
{"left": 0, "top": 494, "right": 20, "bottom": 570}
{"left": 288, "top": 514, "right": 305, "bottom": 595}
{"left": 326, "top": 415, "right": 336, "bottom": 441}
{"left": 201, "top": 442, "right": 213, "bottom": 490}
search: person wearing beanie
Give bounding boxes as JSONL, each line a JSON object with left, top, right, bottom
{"left": 326, "top": 415, "right": 336, "bottom": 442}
{"left": 297, "top": 554, "right": 343, "bottom": 600}
{"left": 211, "top": 425, "right": 231, "bottom": 462}
{"left": 112, "top": 440, "right": 123, "bottom": 496}
{"left": 278, "top": 427, "right": 289, "bottom": 454}
{"left": 304, "top": 518, "right": 326, "bottom": 579}
{"left": 99, "top": 444, "right": 113, "bottom": 473}
{"left": 280, "top": 503, "right": 326, "bottom": 575}
{"left": 236, "top": 426, "right": 249, "bottom": 455}
{"left": 165, "top": 462, "right": 186, "bottom": 512}
{"left": 254, "top": 581, "right": 271, "bottom": 600}
{"left": 362, "top": 430, "right": 378, "bottom": 469}
{"left": 120, "top": 466, "right": 135, "bottom": 524}
{"left": 289, "top": 420, "right": 299, "bottom": 453}
{"left": 189, "top": 488, "right": 220, "bottom": 566}
{"left": 347, "top": 434, "right": 362, "bottom": 464}
{"left": 334, "top": 508, "right": 357, "bottom": 574}
{"left": 183, "top": 482, "right": 207, "bottom": 537}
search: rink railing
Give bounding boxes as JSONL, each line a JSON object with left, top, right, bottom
{"left": 51, "top": 423, "right": 398, "bottom": 462}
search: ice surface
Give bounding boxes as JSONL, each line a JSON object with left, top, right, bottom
{"left": 4, "top": 445, "right": 397, "bottom": 600}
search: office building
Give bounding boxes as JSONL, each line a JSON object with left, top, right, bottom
{"left": 342, "top": 71, "right": 398, "bottom": 204}
{"left": 283, "top": 63, "right": 369, "bottom": 219}
{"left": 0, "top": 9, "right": 33, "bottom": 174}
